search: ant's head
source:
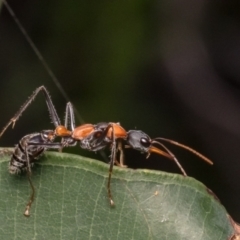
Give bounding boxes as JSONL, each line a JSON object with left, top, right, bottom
{"left": 126, "top": 130, "right": 172, "bottom": 159}
{"left": 127, "top": 130, "right": 152, "bottom": 153}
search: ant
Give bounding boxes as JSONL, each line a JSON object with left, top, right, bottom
{"left": 50, "top": 106, "right": 178, "bottom": 205}
{"left": 55, "top": 107, "right": 213, "bottom": 206}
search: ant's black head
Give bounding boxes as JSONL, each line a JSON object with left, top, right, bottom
{"left": 127, "top": 130, "right": 152, "bottom": 153}
{"left": 126, "top": 130, "right": 173, "bottom": 159}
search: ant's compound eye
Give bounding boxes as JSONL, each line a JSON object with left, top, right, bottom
{"left": 140, "top": 137, "right": 151, "bottom": 148}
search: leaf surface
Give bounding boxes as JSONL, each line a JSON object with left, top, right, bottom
{"left": 0, "top": 150, "right": 234, "bottom": 240}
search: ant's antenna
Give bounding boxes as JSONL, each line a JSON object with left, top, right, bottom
{"left": 154, "top": 137, "right": 213, "bottom": 165}
{"left": 1, "top": 0, "right": 84, "bottom": 124}
{"left": 152, "top": 140, "right": 187, "bottom": 176}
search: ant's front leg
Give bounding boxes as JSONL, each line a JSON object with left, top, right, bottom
{"left": 114, "top": 140, "right": 127, "bottom": 168}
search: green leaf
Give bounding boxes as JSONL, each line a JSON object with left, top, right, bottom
{"left": 0, "top": 150, "right": 234, "bottom": 239}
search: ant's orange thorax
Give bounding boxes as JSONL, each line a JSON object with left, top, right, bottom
{"left": 106, "top": 123, "right": 127, "bottom": 139}
{"left": 72, "top": 124, "right": 95, "bottom": 140}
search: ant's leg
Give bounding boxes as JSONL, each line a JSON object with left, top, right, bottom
{"left": 107, "top": 123, "right": 116, "bottom": 206}
{"left": 64, "top": 102, "right": 76, "bottom": 131}
{"left": 24, "top": 172, "right": 35, "bottom": 217}
{"left": 152, "top": 141, "right": 187, "bottom": 176}
{"left": 41, "top": 86, "right": 61, "bottom": 128}
{"left": 58, "top": 102, "right": 76, "bottom": 152}
{"left": 115, "top": 140, "right": 127, "bottom": 168}
{"left": 28, "top": 142, "right": 77, "bottom": 149}
{"left": 23, "top": 145, "right": 35, "bottom": 217}
{"left": 0, "top": 86, "right": 61, "bottom": 138}
{"left": 23, "top": 141, "right": 73, "bottom": 217}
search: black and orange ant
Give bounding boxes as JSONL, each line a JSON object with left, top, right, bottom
{"left": 54, "top": 105, "right": 213, "bottom": 206}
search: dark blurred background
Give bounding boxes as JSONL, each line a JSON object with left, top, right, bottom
{"left": 0, "top": 0, "right": 239, "bottom": 221}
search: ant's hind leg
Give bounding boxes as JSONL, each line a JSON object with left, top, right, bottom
{"left": 0, "top": 86, "right": 61, "bottom": 138}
